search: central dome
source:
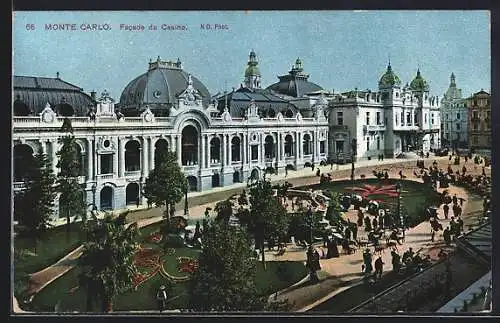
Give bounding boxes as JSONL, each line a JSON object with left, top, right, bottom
{"left": 410, "top": 68, "right": 430, "bottom": 92}
{"left": 119, "top": 57, "right": 211, "bottom": 116}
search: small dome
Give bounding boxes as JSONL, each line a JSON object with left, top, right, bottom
{"left": 245, "top": 65, "right": 260, "bottom": 77}
{"left": 410, "top": 68, "right": 430, "bottom": 92}
{"left": 379, "top": 63, "right": 402, "bottom": 88}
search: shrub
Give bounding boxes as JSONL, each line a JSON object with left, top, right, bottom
{"left": 163, "top": 234, "right": 185, "bottom": 248}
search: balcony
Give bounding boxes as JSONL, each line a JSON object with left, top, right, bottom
{"left": 124, "top": 170, "right": 141, "bottom": 178}
{"left": 363, "top": 124, "right": 386, "bottom": 132}
{"left": 13, "top": 182, "right": 25, "bottom": 190}
{"left": 182, "top": 164, "right": 199, "bottom": 172}
{"left": 97, "top": 173, "right": 114, "bottom": 180}
{"left": 330, "top": 124, "right": 349, "bottom": 131}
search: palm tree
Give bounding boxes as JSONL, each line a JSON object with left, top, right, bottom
{"left": 78, "top": 213, "right": 139, "bottom": 312}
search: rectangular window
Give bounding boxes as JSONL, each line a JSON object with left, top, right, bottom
{"left": 400, "top": 112, "right": 404, "bottom": 125}
{"left": 366, "top": 137, "right": 370, "bottom": 151}
{"left": 424, "top": 113, "right": 427, "bottom": 124}
{"left": 473, "top": 110, "right": 479, "bottom": 119}
{"left": 473, "top": 136, "right": 478, "bottom": 144}
{"left": 414, "top": 111, "right": 419, "bottom": 125}
{"left": 376, "top": 112, "right": 381, "bottom": 125}
{"left": 431, "top": 113, "right": 435, "bottom": 125}
{"left": 473, "top": 123, "right": 479, "bottom": 131}
{"left": 395, "top": 113, "right": 399, "bottom": 125}
{"left": 337, "top": 111, "right": 343, "bottom": 125}
{"left": 366, "top": 112, "right": 370, "bottom": 125}
{"left": 456, "top": 113, "right": 460, "bottom": 120}
{"left": 445, "top": 113, "right": 449, "bottom": 120}
{"left": 100, "top": 154, "right": 113, "bottom": 174}
{"left": 445, "top": 123, "right": 449, "bottom": 130}
{"left": 376, "top": 136, "right": 380, "bottom": 150}
{"left": 406, "top": 112, "right": 411, "bottom": 125}
{"left": 456, "top": 123, "right": 460, "bottom": 130}
{"left": 251, "top": 145, "right": 258, "bottom": 161}
{"left": 335, "top": 140, "right": 344, "bottom": 153}
{"left": 320, "top": 141, "right": 325, "bottom": 154}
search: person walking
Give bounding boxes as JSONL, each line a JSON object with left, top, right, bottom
{"left": 363, "top": 248, "right": 373, "bottom": 274}
{"left": 443, "top": 226, "right": 451, "bottom": 246}
{"left": 452, "top": 194, "right": 458, "bottom": 205}
{"left": 399, "top": 170, "right": 404, "bottom": 179}
{"left": 156, "top": 285, "right": 168, "bottom": 312}
{"left": 443, "top": 203, "right": 449, "bottom": 220}
{"left": 391, "top": 250, "right": 401, "bottom": 273}
{"left": 374, "top": 256, "right": 384, "bottom": 280}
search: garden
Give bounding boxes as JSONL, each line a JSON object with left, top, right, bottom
{"left": 303, "top": 178, "right": 441, "bottom": 228}
{"left": 24, "top": 221, "right": 308, "bottom": 312}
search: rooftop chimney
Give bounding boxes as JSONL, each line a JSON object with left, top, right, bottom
{"left": 56, "top": 72, "right": 60, "bottom": 79}
{"left": 90, "top": 90, "right": 96, "bottom": 100}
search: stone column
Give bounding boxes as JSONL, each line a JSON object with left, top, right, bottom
{"left": 295, "top": 132, "right": 301, "bottom": 162}
{"left": 227, "top": 134, "right": 232, "bottom": 165}
{"left": 277, "top": 133, "right": 281, "bottom": 161}
{"left": 207, "top": 135, "right": 211, "bottom": 167}
{"left": 51, "top": 140, "right": 58, "bottom": 175}
{"left": 149, "top": 137, "right": 155, "bottom": 170}
{"left": 113, "top": 140, "right": 119, "bottom": 177}
{"left": 39, "top": 140, "right": 47, "bottom": 155}
{"left": 316, "top": 131, "right": 321, "bottom": 159}
{"left": 222, "top": 134, "right": 227, "bottom": 166}
{"left": 87, "top": 138, "right": 93, "bottom": 180}
{"left": 142, "top": 137, "right": 149, "bottom": 177}
{"left": 243, "top": 133, "right": 247, "bottom": 164}
{"left": 96, "top": 151, "right": 100, "bottom": 175}
{"left": 201, "top": 134, "right": 206, "bottom": 169}
{"left": 259, "top": 134, "right": 264, "bottom": 164}
{"left": 176, "top": 135, "right": 182, "bottom": 165}
{"left": 119, "top": 137, "right": 125, "bottom": 177}
{"left": 280, "top": 133, "right": 285, "bottom": 161}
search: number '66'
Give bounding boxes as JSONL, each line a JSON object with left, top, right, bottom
{"left": 26, "top": 24, "right": 35, "bottom": 30}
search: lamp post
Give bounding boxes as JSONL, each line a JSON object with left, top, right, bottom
{"left": 307, "top": 206, "right": 313, "bottom": 245}
{"left": 395, "top": 182, "right": 405, "bottom": 239}
{"left": 351, "top": 138, "right": 357, "bottom": 187}
{"left": 138, "top": 176, "right": 143, "bottom": 207}
{"left": 184, "top": 185, "right": 189, "bottom": 216}
{"left": 91, "top": 183, "right": 97, "bottom": 214}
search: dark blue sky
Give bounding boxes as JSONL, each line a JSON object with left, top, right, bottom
{"left": 13, "top": 11, "right": 490, "bottom": 100}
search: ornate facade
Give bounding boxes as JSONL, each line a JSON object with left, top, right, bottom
{"left": 466, "top": 90, "right": 491, "bottom": 153}
{"left": 440, "top": 73, "right": 468, "bottom": 149}
{"left": 12, "top": 53, "right": 329, "bottom": 221}
{"left": 328, "top": 63, "right": 441, "bottom": 163}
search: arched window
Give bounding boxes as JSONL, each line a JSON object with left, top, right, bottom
{"left": 284, "top": 134, "right": 294, "bottom": 157}
{"left": 303, "top": 134, "right": 312, "bottom": 155}
{"left": 210, "top": 137, "right": 221, "bottom": 163}
{"left": 13, "top": 144, "right": 34, "bottom": 182}
{"left": 154, "top": 139, "right": 169, "bottom": 166}
{"left": 231, "top": 137, "right": 241, "bottom": 162}
{"left": 264, "top": 135, "right": 275, "bottom": 159}
{"left": 182, "top": 125, "right": 198, "bottom": 166}
{"left": 125, "top": 140, "right": 141, "bottom": 171}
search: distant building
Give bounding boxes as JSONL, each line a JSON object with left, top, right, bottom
{"left": 440, "top": 73, "right": 468, "bottom": 149}
{"left": 328, "top": 63, "right": 441, "bottom": 163}
{"left": 466, "top": 90, "right": 491, "bottom": 154}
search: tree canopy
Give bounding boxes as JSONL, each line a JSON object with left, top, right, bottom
{"left": 78, "top": 213, "right": 139, "bottom": 312}
{"left": 189, "top": 220, "right": 266, "bottom": 311}
{"left": 143, "top": 150, "right": 187, "bottom": 223}
{"left": 14, "top": 148, "right": 57, "bottom": 243}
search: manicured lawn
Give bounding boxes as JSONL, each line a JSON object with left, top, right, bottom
{"left": 303, "top": 179, "right": 440, "bottom": 227}
{"left": 28, "top": 223, "right": 308, "bottom": 312}
{"left": 14, "top": 224, "right": 84, "bottom": 277}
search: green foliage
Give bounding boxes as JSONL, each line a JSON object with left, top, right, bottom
{"left": 163, "top": 234, "right": 185, "bottom": 248}
{"left": 214, "top": 199, "right": 233, "bottom": 224}
{"left": 78, "top": 213, "right": 139, "bottom": 312}
{"left": 143, "top": 150, "right": 187, "bottom": 222}
{"left": 56, "top": 118, "right": 86, "bottom": 230}
{"left": 189, "top": 220, "right": 266, "bottom": 311}
{"left": 15, "top": 148, "right": 57, "bottom": 241}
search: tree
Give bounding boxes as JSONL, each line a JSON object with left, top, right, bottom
{"left": 214, "top": 199, "right": 233, "bottom": 225}
{"left": 78, "top": 213, "right": 139, "bottom": 312}
{"left": 324, "top": 192, "right": 345, "bottom": 227}
{"left": 189, "top": 220, "right": 266, "bottom": 311}
{"left": 245, "top": 180, "right": 288, "bottom": 269}
{"left": 56, "top": 118, "right": 86, "bottom": 240}
{"left": 14, "top": 148, "right": 57, "bottom": 251}
{"left": 143, "top": 150, "right": 187, "bottom": 227}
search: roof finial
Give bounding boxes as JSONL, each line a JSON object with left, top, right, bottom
{"left": 388, "top": 54, "right": 391, "bottom": 67}
{"left": 56, "top": 71, "right": 60, "bottom": 79}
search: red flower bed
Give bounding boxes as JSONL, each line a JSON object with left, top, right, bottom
{"left": 132, "top": 247, "right": 162, "bottom": 288}
{"left": 177, "top": 257, "right": 199, "bottom": 274}
{"left": 345, "top": 184, "right": 399, "bottom": 202}
{"left": 148, "top": 232, "right": 163, "bottom": 244}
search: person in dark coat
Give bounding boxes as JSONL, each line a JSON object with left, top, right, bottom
{"left": 443, "top": 227, "right": 451, "bottom": 246}
{"left": 306, "top": 246, "right": 321, "bottom": 283}
{"left": 384, "top": 171, "right": 389, "bottom": 180}
{"left": 452, "top": 194, "right": 458, "bottom": 205}
{"left": 363, "top": 249, "right": 373, "bottom": 273}
{"left": 372, "top": 217, "right": 378, "bottom": 231}
{"left": 456, "top": 217, "right": 464, "bottom": 235}
{"left": 357, "top": 209, "right": 364, "bottom": 227}
{"left": 443, "top": 203, "right": 449, "bottom": 219}
{"left": 364, "top": 216, "right": 372, "bottom": 232}
{"left": 156, "top": 285, "right": 168, "bottom": 312}
{"left": 350, "top": 222, "right": 358, "bottom": 242}
{"left": 344, "top": 226, "right": 352, "bottom": 242}
{"left": 374, "top": 256, "right": 384, "bottom": 280}
{"left": 391, "top": 250, "right": 401, "bottom": 272}
{"left": 327, "top": 238, "right": 340, "bottom": 258}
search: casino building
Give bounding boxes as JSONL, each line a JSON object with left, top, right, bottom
{"left": 12, "top": 52, "right": 330, "bottom": 220}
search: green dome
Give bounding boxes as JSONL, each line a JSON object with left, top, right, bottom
{"left": 410, "top": 69, "right": 430, "bottom": 92}
{"left": 245, "top": 65, "right": 260, "bottom": 77}
{"left": 378, "top": 63, "right": 401, "bottom": 88}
